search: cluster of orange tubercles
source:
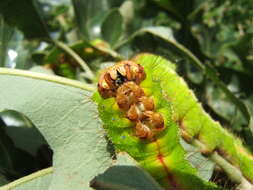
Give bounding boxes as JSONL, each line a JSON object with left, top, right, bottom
{"left": 98, "top": 61, "right": 146, "bottom": 99}
{"left": 98, "top": 61, "right": 165, "bottom": 139}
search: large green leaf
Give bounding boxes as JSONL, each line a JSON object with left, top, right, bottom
{"left": 0, "top": 68, "right": 111, "bottom": 189}
{"left": 0, "top": 0, "right": 49, "bottom": 39}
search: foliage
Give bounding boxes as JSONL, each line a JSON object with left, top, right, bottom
{"left": 0, "top": 0, "right": 253, "bottom": 190}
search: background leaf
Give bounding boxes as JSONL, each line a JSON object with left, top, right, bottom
{"left": 0, "top": 0, "right": 49, "bottom": 39}
{"left": 0, "top": 174, "right": 8, "bottom": 186}
{"left": 72, "top": 0, "right": 109, "bottom": 40}
{"left": 101, "top": 9, "right": 123, "bottom": 47}
{"left": 0, "top": 18, "right": 36, "bottom": 69}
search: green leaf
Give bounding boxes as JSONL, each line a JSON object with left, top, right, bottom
{"left": 91, "top": 165, "right": 163, "bottom": 190}
{"left": 71, "top": 0, "right": 109, "bottom": 39}
{"left": 91, "top": 153, "right": 164, "bottom": 190}
{"left": 119, "top": 1, "right": 134, "bottom": 27}
{"left": 0, "top": 0, "right": 49, "bottom": 39}
{"left": 0, "top": 68, "right": 111, "bottom": 189}
{"left": 101, "top": 9, "right": 123, "bottom": 47}
{"left": 151, "top": 0, "right": 192, "bottom": 19}
{"left": 0, "top": 18, "right": 35, "bottom": 69}
{"left": 0, "top": 18, "right": 15, "bottom": 67}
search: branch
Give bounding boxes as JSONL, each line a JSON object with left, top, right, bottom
{"left": 52, "top": 40, "right": 95, "bottom": 80}
{"left": 190, "top": 137, "right": 253, "bottom": 190}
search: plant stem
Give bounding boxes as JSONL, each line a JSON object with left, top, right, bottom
{"left": 191, "top": 138, "right": 253, "bottom": 190}
{"left": 53, "top": 40, "right": 95, "bottom": 80}
{"left": 0, "top": 167, "right": 53, "bottom": 190}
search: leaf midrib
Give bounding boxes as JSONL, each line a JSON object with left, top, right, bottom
{"left": 0, "top": 68, "right": 95, "bottom": 92}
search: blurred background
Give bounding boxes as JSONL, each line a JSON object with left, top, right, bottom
{"left": 0, "top": 0, "right": 253, "bottom": 186}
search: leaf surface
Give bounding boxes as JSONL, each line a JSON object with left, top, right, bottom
{"left": 0, "top": 68, "right": 111, "bottom": 189}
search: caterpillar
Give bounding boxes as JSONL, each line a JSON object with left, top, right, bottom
{"left": 93, "top": 54, "right": 253, "bottom": 190}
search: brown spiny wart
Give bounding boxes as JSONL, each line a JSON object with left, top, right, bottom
{"left": 116, "top": 82, "right": 145, "bottom": 111}
{"left": 98, "top": 61, "right": 146, "bottom": 99}
{"left": 98, "top": 61, "right": 165, "bottom": 140}
{"left": 135, "top": 121, "right": 153, "bottom": 139}
{"left": 127, "top": 96, "right": 155, "bottom": 121}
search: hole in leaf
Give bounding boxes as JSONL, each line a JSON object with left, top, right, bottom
{"left": 0, "top": 110, "right": 53, "bottom": 183}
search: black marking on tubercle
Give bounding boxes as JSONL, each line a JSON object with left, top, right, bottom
{"left": 115, "top": 71, "right": 127, "bottom": 87}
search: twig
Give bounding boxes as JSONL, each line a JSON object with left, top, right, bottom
{"left": 191, "top": 138, "right": 253, "bottom": 190}
{"left": 52, "top": 40, "right": 95, "bottom": 80}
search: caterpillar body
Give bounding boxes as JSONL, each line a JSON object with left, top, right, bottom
{"left": 94, "top": 54, "right": 222, "bottom": 190}
{"left": 94, "top": 54, "right": 253, "bottom": 189}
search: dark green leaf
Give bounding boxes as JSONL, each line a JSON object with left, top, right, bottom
{"left": 91, "top": 165, "right": 163, "bottom": 190}
{"left": 0, "top": 0, "right": 50, "bottom": 39}
{"left": 71, "top": 0, "right": 109, "bottom": 39}
{"left": 0, "top": 174, "right": 9, "bottom": 186}
{"left": 101, "top": 9, "right": 123, "bottom": 47}
{"left": 0, "top": 18, "right": 43, "bottom": 69}
{"left": 151, "top": 0, "right": 193, "bottom": 19}
{"left": 0, "top": 18, "right": 15, "bottom": 67}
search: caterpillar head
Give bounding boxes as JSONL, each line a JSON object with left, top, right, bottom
{"left": 98, "top": 61, "right": 146, "bottom": 99}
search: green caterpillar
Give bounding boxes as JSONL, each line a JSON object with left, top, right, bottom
{"left": 93, "top": 54, "right": 253, "bottom": 190}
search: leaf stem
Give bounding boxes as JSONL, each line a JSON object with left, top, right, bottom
{"left": 0, "top": 68, "right": 95, "bottom": 92}
{"left": 52, "top": 40, "right": 95, "bottom": 80}
{"left": 191, "top": 138, "right": 253, "bottom": 190}
{"left": 0, "top": 167, "right": 53, "bottom": 190}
